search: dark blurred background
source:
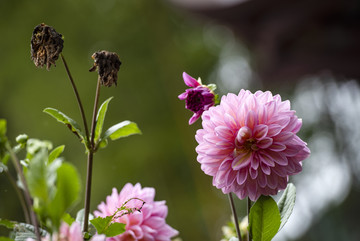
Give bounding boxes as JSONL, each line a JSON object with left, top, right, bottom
{"left": 1, "top": 0, "right": 360, "bottom": 240}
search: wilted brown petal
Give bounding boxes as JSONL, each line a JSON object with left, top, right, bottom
{"left": 30, "top": 23, "right": 64, "bottom": 70}
{"left": 89, "top": 50, "right": 121, "bottom": 87}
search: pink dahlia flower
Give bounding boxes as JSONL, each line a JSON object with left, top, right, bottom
{"left": 94, "top": 183, "right": 179, "bottom": 241}
{"left": 26, "top": 222, "right": 105, "bottom": 241}
{"left": 195, "top": 90, "right": 310, "bottom": 201}
{"left": 178, "top": 72, "right": 216, "bottom": 125}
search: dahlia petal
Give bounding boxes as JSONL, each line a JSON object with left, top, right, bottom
{"left": 253, "top": 124, "right": 268, "bottom": 140}
{"left": 266, "top": 174, "right": 278, "bottom": 189}
{"left": 269, "top": 143, "right": 286, "bottom": 152}
{"left": 269, "top": 115, "right": 290, "bottom": 128}
{"left": 257, "top": 105, "right": 268, "bottom": 124}
{"left": 205, "top": 147, "right": 231, "bottom": 157}
{"left": 236, "top": 168, "right": 248, "bottom": 185}
{"left": 178, "top": 92, "right": 187, "bottom": 100}
{"left": 257, "top": 137, "right": 273, "bottom": 149}
{"left": 215, "top": 126, "right": 235, "bottom": 140}
{"left": 183, "top": 72, "right": 200, "bottom": 87}
{"left": 128, "top": 212, "right": 143, "bottom": 226}
{"left": 257, "top": 171, "right": 267, "bottom": 188}
{"left": 268, "top": 151, "right": 288, "bottom": 166}
{"left": 203, "top": 133, "right": 220, "bottom": 144}
{"left": 258, "top": 152, "right": 275, "bottom": 167}
{"left": 226, "top": 170, "right": 237, "bottom": 186}
{"left": 245, "top": 110, "right": 257, "bottom": 129}
{"left": 224, "top": 113, "right": 239, "bottom": 130}
{"left": 216, "top": 141, "right": 234, "bottom": 149}
{"left": 247, "top": 180, "right": 259, "bottom": 201}
{"left": 265, "top": 101, "right": 277, "bottom": 120}
{"left": 251, "top": 155, "right": 260, "bottom": 169}
{"left": 267, "top": 124, "right": 283, "bottom": 137}
{"left": 236, "top": 126, "right": 252, "bottom": 143}
{"left": 245, "top": 94, "right": 257, "bottom": 112}
{"left": 189, "top": 112, "right": 201, "bottom": 125}
{"left": 292, "top": 119, "right": 303, "bottom": 133}
{"left": 283, "top": 144, "right": 303, "bottom": 156}
{"left": 271, "top": 165, "right": 288, "bottom": 177}
{"left": 260, "top": 162, "right": 271, "bottom": 175}
{"left": 249, "top": 168, "right": 258, "bottom": 179}
{"left": 274, "top": 132, "right": 294, "bottom": 143}
{"left": 232, "top": 152, "right": 252, "bottom": 170}
{"left": 143, "top": 216, "right": 165, "bottom": 229}
{"left": 129, "top": 225, "right": 144, "bottom": 239}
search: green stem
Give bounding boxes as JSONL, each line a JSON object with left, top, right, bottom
{"left": 83, "top": 78, "right": 101, "bottom": 233}
{"left": 60, "top": 54, "right": 90, "bottom": 142}
{"left": 247, "top": 197, "right": 252, "bottom": 241}
{"left": 6, "top": 144, "right": 41, "bottom": 241}
{"left": 5, "top": 170, "right": 30, "bottom": 224}
{"left": 228, "top": 193, "right": 242, "bottom": 241}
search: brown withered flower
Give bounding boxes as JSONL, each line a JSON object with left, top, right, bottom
{"left": 89, "top": 50, "right": 121, "bottom": 87}
{"left": 30, "top": 23, "right": 64, "bottom": 70}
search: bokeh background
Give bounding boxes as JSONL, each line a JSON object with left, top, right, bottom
{"left": 1, "top": 0, "right": 360, "bottom": 240}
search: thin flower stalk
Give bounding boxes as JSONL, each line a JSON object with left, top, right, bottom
{"left": 6, "top": 144, "right": 41, "bottom": 241}
{"left": 83, "top": 77, "right": 101, "bottom": 233}
{"left": 228, "top": 193, "right": 242, "bottom": 241}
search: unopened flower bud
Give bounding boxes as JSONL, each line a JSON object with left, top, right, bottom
{"left": 89, "top": 50, "right": 121, "bottom": 87}
{"left": 30, "top": 23, "right": 64, "bottom": 70}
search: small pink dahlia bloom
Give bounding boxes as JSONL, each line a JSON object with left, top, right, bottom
{"left": 94, "top": 183, "right": 179, "bottom": 241}
{"left": 178, "top": 72, "right": 215, "bottom": 125}
{"left": 195, "top": 90, "right": 310, "bottom": 201}
{"left": 26, "top": 222, "right": 105, "bottom": 241}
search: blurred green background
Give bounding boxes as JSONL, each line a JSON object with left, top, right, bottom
{"left": 1, "top": 0, "right": 360, "bottom": 241}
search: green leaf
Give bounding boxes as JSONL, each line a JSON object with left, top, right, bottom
{"left": 249, "top": 196, "right": 281, "bottom": 241}
{"left": 43, "top": 108, "right": 86, "bottom": 143}
{"left": 101, "top": 121, "right": 141, "bottom": 142}
{"left": 13, "top": 223, "right": 47, "bottom": 241}
{"left": 94, "top": 97, "right": 113, "bottom": 143}
{"left": 0, "top": 119, "right": 7, "bottom": 137}
{"left": 0, "top": 237, "right": 15, "bottom": 241}
{"left": 62, "top": 213, "right": 75, "bottom": 226}
{"left": 48, "top": 145, "right": 65, "bottom": 163}
{"left": 47, "top": 162, "right": 81, "bottom": 228}
{"left": 277, "top": 183, "right": 296, "bottom": 231}
{"left": 90, "top": 216, "right": 125, "bottom": 237}
{"left": 25, "top": 148, "right": 49, "bottom": 202}
{"left": 75, "top": 209, "right": 96, "bottom": 236}
{"left": 0, "top": 219, "right": 16, "bottom": 229}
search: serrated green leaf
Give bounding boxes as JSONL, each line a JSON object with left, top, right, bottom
{"left": 0, "top": 237, "right": 15, "bottom": 241}
{"left": 0, "top": 219, "right": 16, "bottom": 229}
{"left": 101, "top": 121, "right": 141, "bottom": 142}
{"left": 43, "top": 108, "right": 86, "bottom": 143}
{"left": 249, "top": 196, "right": 281, "bottom": 241}
{"left": 94, "top": 97, "right": 113, "bottom": 143}
{"left": 47, "top": 163, "right": 81, "bottom": 228}
{"left": 48, "top": 145, "right": 65, "bottom": 163}
{"left": 90, "top": 216, "right": 125, "bottom": 237}
{"left": 277, "top": 183, "right": 296, "bottom": 231}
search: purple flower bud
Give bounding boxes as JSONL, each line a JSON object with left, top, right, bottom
{"left": 178, "top": 72, "right": 216, "bottom": 125}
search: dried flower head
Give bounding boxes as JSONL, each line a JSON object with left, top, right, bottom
{"left": 30, "top": 23, "right": 64, "bottom": 70}
{"left": 89, "top": 50, "right": 121, "bottom": 87}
